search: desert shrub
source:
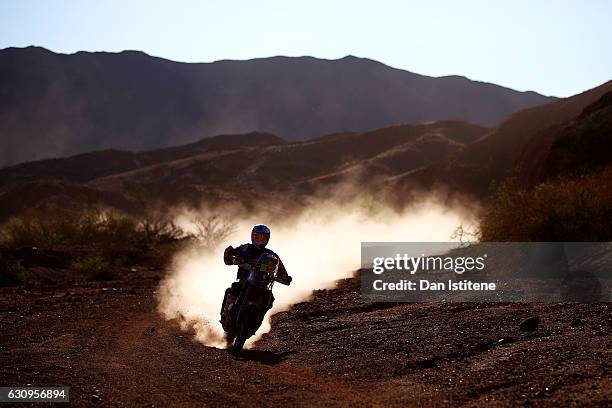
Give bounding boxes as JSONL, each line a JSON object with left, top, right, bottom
{"left": 479, "top": 168, "right": 612, "bottom": 241}
{"left": 138, "top": 215, "right": 185, "bottom": 245}
{"left": 2, "top": 206, "right": 130, "bottom": 248}
{"left": 148, "top": 240, "right": 185, "bottom": 265}
{"left": 1, "top": 205, "right": 237, "bottom": 266}
{"left": 0, "top": 252, "right": 30, "bottom": 285}
{"left": 450, "top": 223, "right": 480, "bottom": 246}
{"left": 72, "top": 255, "right": 115, "bottom": 281}
{"left": 192, "top": 215, "right": 236, "bottom": 250}
{"left": 1, "top": 206, "right": 186, "bottom": 249}
{"left": 3, "top": 207, "right": 83, "bottom": 247}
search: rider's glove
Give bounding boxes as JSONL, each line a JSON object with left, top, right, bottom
{"left": 275, "top": 274, "right": 292, "bottom": 285}
{"left": 223, "top": 246, "right": 235, "bottom": 265}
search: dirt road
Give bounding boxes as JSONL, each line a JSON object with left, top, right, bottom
{"left": 1, "top": 267, "right": 610, "bottom": 406}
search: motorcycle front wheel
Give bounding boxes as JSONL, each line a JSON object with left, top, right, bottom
{"left": 233, "top": 336, "right": 247, "bottom": 352}
{"left": 225, "top": 331, "right": 236, "bottom": 348}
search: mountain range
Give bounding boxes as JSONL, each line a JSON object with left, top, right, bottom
{"left": 1, "top": 79, "right": 611, "bottom": 224}
{"left": 0, "top": 46, "right": 555, "bottom": 167}
{"left": 0, "top": 121, "right": 486, "bottom": 221}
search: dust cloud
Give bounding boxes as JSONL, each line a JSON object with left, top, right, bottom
{"left": 157, "top": 195, "right": 476, "bottom": 348}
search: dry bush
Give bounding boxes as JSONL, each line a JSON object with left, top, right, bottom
{"left": 192, "top": 215, "right": 236, "bottom": 250}
{"left": 2, "top": 207, "right": 83, "bottom": 248}
{"left": 1, "top": 206, "right": 188, "bottom": 249}
{"left": 479, "top": 168, "right": 612, "bottom": 241}
{"left": 138, "top": 214, "right": 185, "bottom": 245}
{"left": 0, "top": 206, "right": 194, "bottom": 269}
{"left": 72, "top": 255, "right": 115, "bottom": 281}
{"left": 0, "top": 206, "right": 237, "bottom": 271}
{"left": 0, "top": 250, "right": 30, "bottom": 285}
{"left": 450, "top": 223, "right": 480, "bottom": 246}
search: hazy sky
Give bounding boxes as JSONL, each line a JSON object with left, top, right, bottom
{"left": 1, "top": 0, "right": 610, "bottom": 97}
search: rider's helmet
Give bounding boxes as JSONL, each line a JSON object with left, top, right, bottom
{"left": 251, "top": 224, "right": 270, "bottom": 249}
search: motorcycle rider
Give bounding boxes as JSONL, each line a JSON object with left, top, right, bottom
{"left": 220, "top": 224, "right": 291, "bottom": 323}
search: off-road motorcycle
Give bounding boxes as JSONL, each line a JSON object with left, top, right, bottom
{"left": 221, "top": 252, "right": 291, "bottom": 352}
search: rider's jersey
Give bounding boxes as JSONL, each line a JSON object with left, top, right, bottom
{"left": 224, "top": 243, "right": 289, "bottom": 281}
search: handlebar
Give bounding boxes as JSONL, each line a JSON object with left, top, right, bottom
{"left": 275, "top": 275, "right": 292, "bottom": 286}
{"left": 231, "top": 255, "right": 291, "bottom": 285}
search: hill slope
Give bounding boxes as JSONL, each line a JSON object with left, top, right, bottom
{"left": 0, "top": 46, "right": 554, "bottom": 167}
{"left": 0, "top": 121, "right": 487, "bottom": 222}
{"left": 397, "top": 81, "right": 612, "bottom": 197}
{"left": 517, "top": 90, "right": 612, "bottom": 185}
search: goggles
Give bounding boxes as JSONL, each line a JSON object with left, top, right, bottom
{"left": 252, "top": 231, "right": 270, "bottom": 246}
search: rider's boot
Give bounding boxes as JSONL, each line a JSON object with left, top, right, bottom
{"left": 220, "top": 288, "right": 232, "bottom": 323}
